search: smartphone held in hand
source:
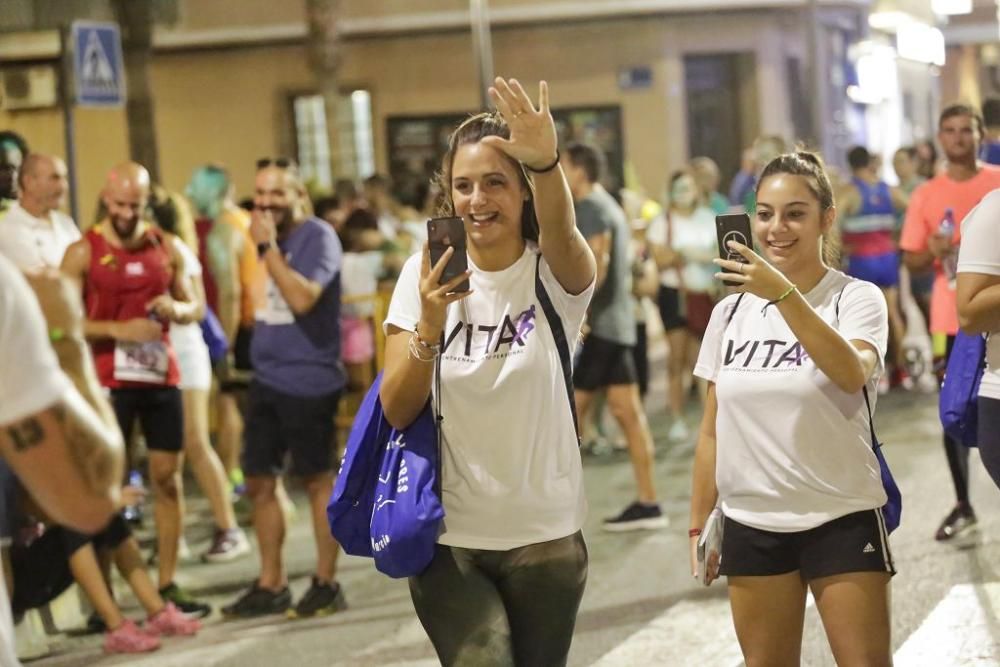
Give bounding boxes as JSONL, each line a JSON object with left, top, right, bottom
{"left": 427, "top": 217, "right": 470, "bottom": 292}
{"left": 716, "top": 213, "right": 753, "bottom": 287}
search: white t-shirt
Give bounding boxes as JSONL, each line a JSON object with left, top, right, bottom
{"left": 693, "top": 269, "right": 889, "bottom": 532}
{"left": 384, "top": 244, "right": 594, "bottom": 550}
{"left": 0, "top": 202, "right": 80, "bottom": 271}
{"left": 646, "top": 206, "right": 718, "bottom": 292}
{"left": 957, "top": 189, "right": 1000, "bottom": 400}
{"left": 341, "top": 251, "right": 381, "bottom": 319}
{"left": 0, "top": 254, "right": 73, "bottom": 667}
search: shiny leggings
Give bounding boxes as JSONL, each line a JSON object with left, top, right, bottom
{"left": 978, "top": 397, "right": 1000, "bottom": 491}
{"left": 408, "top": 531, "right": 588, "bottom": 667}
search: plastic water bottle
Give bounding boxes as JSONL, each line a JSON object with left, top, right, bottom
{"left": 938, "top": 208, "right": 957, "bottom": 287}
{"left": 123, "top": 469, "right": 145, "bottom": 526}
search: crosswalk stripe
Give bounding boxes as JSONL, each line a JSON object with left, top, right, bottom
{"left": 591, "top": 597, "right": 742, "bottom": 667}
{"left": 893, "top": 583, "right": 1000, "bottom": 666}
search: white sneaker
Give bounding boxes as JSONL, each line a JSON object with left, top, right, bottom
{"left": 668, "top": 419, "right": 690, "bottom": 442}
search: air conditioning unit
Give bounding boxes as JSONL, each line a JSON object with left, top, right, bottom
{"left": 0, "top": 65, "right": 59, "bottom": 111}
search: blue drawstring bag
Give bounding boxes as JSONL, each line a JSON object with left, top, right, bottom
{"left": 326, "top": 373, "right": 391, "bottom": 558}
{"left": 940, "top": 331, "right": 987, "bottom": 447}
{"left": 199, "top": 307, "right": 229, "bottom": 365}
{"left": 326, "top": 371, "right": 444, "bottom": 576}
{"left": 369, "top": 404, "right": 444, "bottom": 578}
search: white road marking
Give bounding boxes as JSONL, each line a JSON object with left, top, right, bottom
{"left": 893, "top": 583, "right": 1000, "bottom": 666}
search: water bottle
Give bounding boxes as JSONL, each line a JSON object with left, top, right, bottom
{"left": 938, "top": 208, "right": 957, "bottom": 287}
{"left": 123, "top": 469, "right": 145, "bottom": 526}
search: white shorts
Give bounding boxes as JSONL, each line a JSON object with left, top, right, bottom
{"left": 170, "top": 323, "right": 212, "bottom": 391}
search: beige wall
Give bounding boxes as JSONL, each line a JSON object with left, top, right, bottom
{"left": 0, "top": 10, "right": 802, "bottom": 214}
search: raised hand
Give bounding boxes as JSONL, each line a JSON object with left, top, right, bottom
{"left": 483, "top": 78, "right": 558, "bottom": 172}
{"left": 713, "top": 241, "right": 795, "bottom": 301}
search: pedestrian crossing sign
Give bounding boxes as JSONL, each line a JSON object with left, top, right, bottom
{"left": 72, "top": 21, "right": 126, "bottom": 107}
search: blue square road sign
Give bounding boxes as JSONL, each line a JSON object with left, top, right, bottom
{"left": 72, "top": 21, "right": 126, "bottom": 107}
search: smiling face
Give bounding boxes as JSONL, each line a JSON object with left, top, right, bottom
{"left": 450, "top": 141, "right": 527, "bottom": 252}
{"left": 754, "top": 173, "right": 833, "bottom": 275}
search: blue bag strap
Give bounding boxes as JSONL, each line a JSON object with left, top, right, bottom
{"left": 534, "top": 254, "right": 581, "bottom": 445}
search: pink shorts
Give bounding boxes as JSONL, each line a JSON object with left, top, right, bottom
{"left": 340, "top": 316, "right": 374, "bottom": 364}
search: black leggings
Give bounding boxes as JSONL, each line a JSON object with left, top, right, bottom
{"left": 408, "top": 532, "right": 588, "bottom": 667}
{"left": 977, "top": 396, "right": 1000, "bottom": 491}
{"left": 942, "top": 336, "right": 971, "bottom": 505}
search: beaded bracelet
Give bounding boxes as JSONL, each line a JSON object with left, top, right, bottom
{"left": 408, "top": 333, "right": 438, "bottom": 363}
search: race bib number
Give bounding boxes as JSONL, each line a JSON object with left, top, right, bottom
{"left": 114, "top": 340, "right": 169, "bottom": 383}
{"left": 257, "top": 276, "right": 295, "bottom": 325}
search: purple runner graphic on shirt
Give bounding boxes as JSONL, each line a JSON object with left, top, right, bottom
{"left": 513, "top": 305, "right": 536, "bottom": 345}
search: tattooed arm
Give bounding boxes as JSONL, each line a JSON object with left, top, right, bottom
{"left": 0, "top": 266, "right": 123, "bottom": 533}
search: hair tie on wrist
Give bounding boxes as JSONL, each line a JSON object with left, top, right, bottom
{"left": 524, "top": 150, "right": 560, "bottom": 174}
{"left": 761, "top": 284, "right": 797, "bottom": 316}
{"left": 688, "top": 528, "right": 702, "bottom": 538}
{"left": 49, "top": 327, "right": 65, "bottom": 342}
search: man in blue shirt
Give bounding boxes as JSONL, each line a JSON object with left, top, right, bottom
{"left": 222, "top": 159, "right": 347, "bottom": 621}
{"left": 981, "top": 98, "right": 1000, "bottom": 166}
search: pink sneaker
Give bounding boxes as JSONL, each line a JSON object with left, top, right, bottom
{"left": 104, "top": 619, "right": 161, "bottom": 654}
{"left": 145, "top": 602, "right": 201, "bottom": 637}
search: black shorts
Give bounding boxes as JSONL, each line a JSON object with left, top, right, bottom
{"left": 719, "top": 509, "right": 896, "bottom": 579}
{"left": 110, "top": 386, "right": 183, "bottom": 453}
{"left": 573, "top": 335, "right": 638, "bottom": 391}
{"left": 10, "top": 514, "right": 131, "bottom": 616}
{"left": 242, "top": 380, "right": 341, "bottom": 477}
{"left": 656, "top": 285, "right": 687, "bottom": 332}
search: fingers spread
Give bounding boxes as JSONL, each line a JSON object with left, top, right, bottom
{"left": 538, "top": 80, "right": 549, "bottom": 113}
{"left": 488, "top": 86, "right": 514, "bottom": 118}
{"left": 508, "top": 78, "right": 536, "bottom": 113}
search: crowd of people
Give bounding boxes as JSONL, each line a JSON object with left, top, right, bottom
{"left": 0, "top": 79, "right": 997, "bottom": 666}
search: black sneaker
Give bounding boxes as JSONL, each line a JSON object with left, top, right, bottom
{"left": 222, "top": 582, "right": 292, "bottom": 620}
{"left": 287, "top": 578, "right": 347, "bottom": 619}
{"left": 934, "top": 504, "right": 977, "bottom": 541}
{"left": 602, "top": 502, "right": 669, "bottom": 532}
{"left": 158, "top": 582, "right": 212, "bottom": 619}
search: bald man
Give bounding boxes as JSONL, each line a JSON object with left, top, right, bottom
{"left": 0, "top": 154, "right": 80, "bottom": 271}
{"left": 61, "top": 162, "right": 211, "bottom": 618}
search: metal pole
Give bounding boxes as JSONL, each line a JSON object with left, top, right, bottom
{"left": 806, "top": 0, "right": 825, "bottom": 152}
{"left": 470, "top": 0, "right": 495, "bottom": 110}
{"left": 59, "top": 25, "right": 80, "bottom": 225}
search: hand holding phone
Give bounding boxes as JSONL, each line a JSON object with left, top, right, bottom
{"left": 715, "top": 213, "right": 753, "bottom": 287}
{"left": 427, "top": 217, "right": 470, "bottom": 293}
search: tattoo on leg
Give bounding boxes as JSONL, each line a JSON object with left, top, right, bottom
{"left": 8, "top": 417, "right": 44, "bottom": 452}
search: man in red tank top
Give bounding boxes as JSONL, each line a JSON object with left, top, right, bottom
{"left": 61, "top": 162, "right": 210, "bottom": 617}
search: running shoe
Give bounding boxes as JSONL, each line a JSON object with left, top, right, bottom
{"left": 287, "top": 578, "right": 348, "bottom": 619}
{"left": 934, "top": 504, "right": 977, "bottom": 541}
{"left": 103, "top": 619, "right": 160, "bottom": 654}
{"left": 222, "top": 582, "right": 292, "bottom": 619}
{"left": 158, "top": 583, "right": 212, "bottom": 619}
{"left": 667, "top": 419, "right": 690, "bottom": 442}
{"left": 602, "top": 502, "right": 669, "bottom": 532}
{"left": 201, "top": 528, "right": 251, "bottom": 563}
{"left": 145, "top": 603, "right": 200, "bottom": 637}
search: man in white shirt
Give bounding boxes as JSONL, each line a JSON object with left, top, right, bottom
{"left": 0, "top": 154, "right": 79, "bottom": 271}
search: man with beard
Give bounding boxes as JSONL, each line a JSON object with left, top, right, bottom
{"left": 60, "top": 162, "right": 211, "bottom": 617}
{"left": 901, "top": 104, "right": 1000, "bottom": 541}
{"left": 0, "top": 154, "right": 79, "bottom": 271}
{"left": 222, "top": 158, "right": 347, "bottom": 620}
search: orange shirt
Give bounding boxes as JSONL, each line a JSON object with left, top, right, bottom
{"left": 217, "top": 207, "right": 260, "bottom": 327}
{"left": 899, "top": 165, "right": 1000, "bottom": 335}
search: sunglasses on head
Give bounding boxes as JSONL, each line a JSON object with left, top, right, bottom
{"left": 256, "top": 157, "right": 298, "bottom": 170}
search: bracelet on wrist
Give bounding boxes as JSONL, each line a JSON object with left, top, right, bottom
{"left": 688, "top": 528, "right": 702, "bottom": 538}
{"left": 761, "top": 284, "right": 797, "bottom": 316}
{"left": 524, "top": 150, "right": 560, "bottom": 174}
{"left": 408, "top": 333, "right": 439, "bottom": 362}
{"left": 414, "top": 324, "right": 441, "bottom": 351}
{"left": 257, "top": 241, "right": 275, "bottom": 258}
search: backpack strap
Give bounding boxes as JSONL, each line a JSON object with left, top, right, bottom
{"left": 834, "top": 284, "right": 882, "bottom": 452}
{"left": 534, "top": 254, "right": 581, "bottom": 446}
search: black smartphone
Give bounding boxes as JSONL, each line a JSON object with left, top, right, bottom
{"left": 716, "top": 213, "right": 753, "bottom": 287}
{"left": 427, "top": 216, "right": 469, "bottom": 292}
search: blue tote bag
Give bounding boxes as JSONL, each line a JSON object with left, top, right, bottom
{"left": 940, "top": 331, "right": 987, "bottom": 447}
